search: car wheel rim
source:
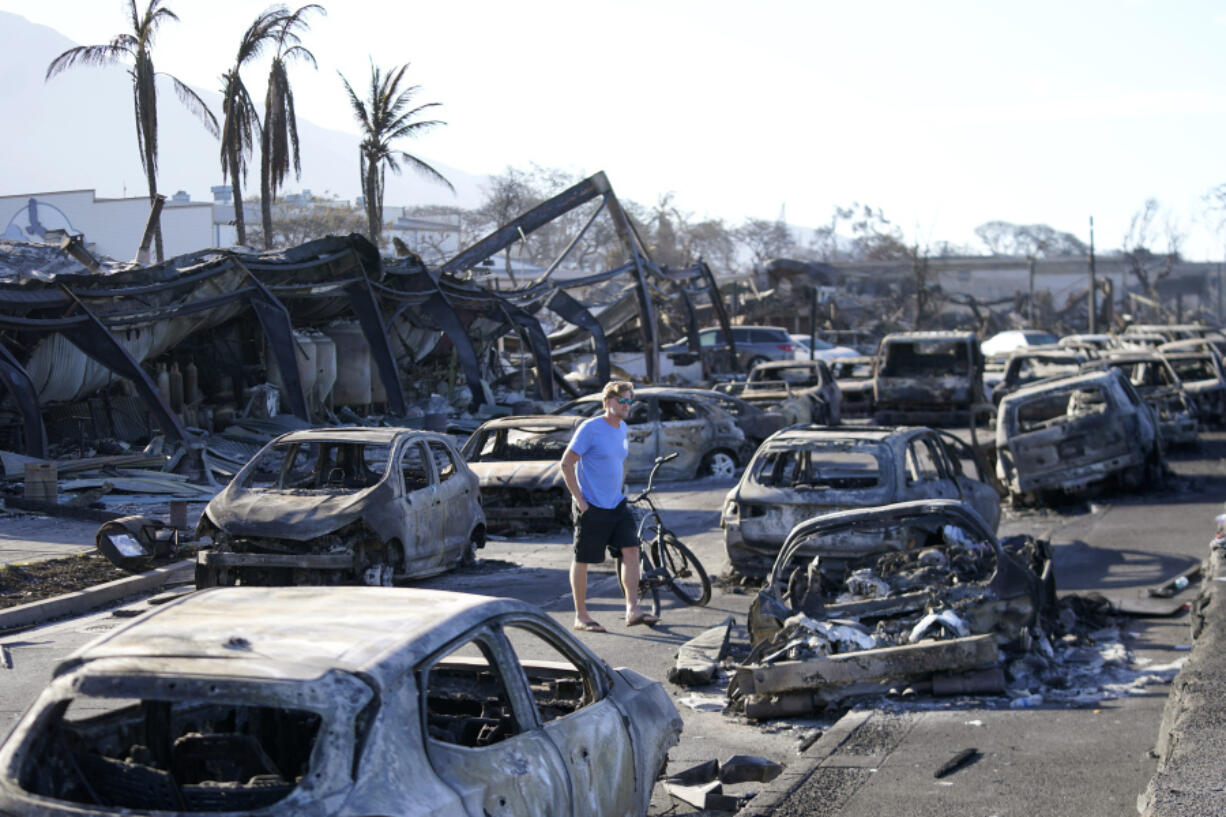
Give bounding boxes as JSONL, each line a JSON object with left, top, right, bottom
{"left": 707, "top": 452, "right": 736, "bottom": 478}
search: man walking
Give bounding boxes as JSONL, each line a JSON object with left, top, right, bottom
{"left": 561, "top": 380, "right": 659, "bottom": 632}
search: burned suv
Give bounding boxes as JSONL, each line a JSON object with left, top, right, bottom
{"left": 196, "top": 428, "right": 485, "bottom": 587}
{"left": 995, "top": 369, "right": 1163, "bottom": 501}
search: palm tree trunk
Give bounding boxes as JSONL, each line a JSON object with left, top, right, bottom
{"left": 260, "top": 130, "right": 273, "bottom": 249}
{"left": 228, "top": 143, "right": 246, "bottom": 246}
{"left": 145, "top": 167, "right": 163, "bottom": 263}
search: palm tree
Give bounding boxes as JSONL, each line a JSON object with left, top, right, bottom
{"left": 339, "top": 62, "right": 453, "bottom": 247}
{"left": 46, "top": 0, "right": 218, "bottom": 262}
{"left": 219, "top": 7, "right": 285, "bottom": 246}
{"left": 260, "top": 4, "right": 323, "bottom": 249}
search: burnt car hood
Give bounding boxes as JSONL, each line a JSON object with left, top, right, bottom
{"left": 206, "top": 484, "right": 390, "bottom": 541}
{"left": 469, "top": 460, "right": 564, "bottom": 490}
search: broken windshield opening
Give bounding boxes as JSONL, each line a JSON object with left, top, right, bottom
{"left": 751, "top": 445, "right": 882, "bottom": 490}
{"left": 477, "top": 427, "right": 572, "bottom": 461}
{"left": 880, "top": 341, "right": 971, "bottom": 377}
{"left": 1169, "top": 358, "right": 1218, "bottom": 382}
{"left": 18, "top": 694, "right": 323, "bottom": 811}
{"left": 1014, "top": 386, "right": 1109, "bottom": 432}
{"left": 243, "top": 440, "right": 392, "bottom": 492}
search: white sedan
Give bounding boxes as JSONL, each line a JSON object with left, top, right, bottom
{"left": 790, "top": 334, "right": 859, "bottom": 362}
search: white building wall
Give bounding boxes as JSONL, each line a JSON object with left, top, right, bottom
{"left": 0, "top": 189, "right": 215, "bottom": 260}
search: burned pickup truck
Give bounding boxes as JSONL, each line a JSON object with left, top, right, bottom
{"left": 995, "top": 369, "right": 1164, "bottom": 502}
{"left": 0, "top": 587, "right": 681, "bottom": 817}
{"left": 1080, "top": 351, "right": 1198, "bottom": 446}
{"left": 196, "top": 428, "right": 486, "bottom": 587}
{"left": 873, "top": 331, "right": 984, "bottom": 426}
{"left": 735, "top": 500, "right": 1054, "bottom": 717}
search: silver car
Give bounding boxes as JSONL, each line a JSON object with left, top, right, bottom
{"left": 0, "top": 587, "right": 682, "bottom": 817}
{"left": 196, "top": 428, "right": 485, "bottom": 586}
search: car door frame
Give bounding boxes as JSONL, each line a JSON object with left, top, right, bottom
{"left": 397, "top": 437, "right": 443, "bottom": 575}
{"left": 932, "top": 430, "right": 1003, "bottom": 530}
{"left": 416, "top": 623, "right": 574, "bottom": 817}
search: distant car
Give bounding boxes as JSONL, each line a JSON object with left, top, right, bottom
{"left": 722, "top": 425, "right": 1002, "bottom": 577}
{"left": 662, "top": 324, "right": 796, "bottom": 370}
{"left": 461, "top": 415, "right": 584, "bottom": 532}
{"left": 1081, "top": 351, "right": 1198, "bottom": 445}
{"left": 734, "top": 359, "right": 843, "bottom": 425}
{"left": 670, "top": 388, "right": 789, "bottom": 446}
{"left": 1162, "top": 350, "right": 1226, "bottom": 426}
{"left": 980, "top": 329, "right": 1059, "bottom": 357}
{"left": 554, "top": 387, "right": 749, "bottom": 479}
{"left": 790, "top": 333, "right": 859, "bottom": 362}
{"left": 831, "top": 355, "right": 876, "bottom": 417}
{"left": 0, "top": 586, "right": 682, "bottom": 817}
{"left": 873, "top": 331, "right": 984, "bottom": 426}
{"left": 1058, "top": 334, "right": 1117, "bottom": 355}
{"left": 990, "top": 348, "right": 1086, "bottom": 406}
{"left": 196, "top": 428, "right": 485, "bottom": 587}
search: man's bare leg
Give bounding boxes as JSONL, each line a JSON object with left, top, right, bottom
{"left": 620, "top": 546, "right": 658, "bottom": 624}
{"left": 571, "top": 560, "right": 598, "bottom": 627}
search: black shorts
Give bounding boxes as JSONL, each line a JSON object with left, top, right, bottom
{"left": 573, "top": 500, "right": 638, "bottom": 564}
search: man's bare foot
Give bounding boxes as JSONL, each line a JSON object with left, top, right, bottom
{"left": 573, "top": 619, "right": 607, "bottom": 633}
{"left": 626, "top": 609, "right": 660, "bottom": 627}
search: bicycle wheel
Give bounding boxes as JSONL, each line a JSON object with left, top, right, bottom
{"left": 653, "top": 533, "right": 711, "bottom": 607}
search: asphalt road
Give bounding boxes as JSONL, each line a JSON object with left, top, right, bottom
{"left": 2, "top": 433, "right": 1221, "bottom": 816}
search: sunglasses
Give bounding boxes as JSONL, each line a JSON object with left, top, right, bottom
{"left": 615, "top": 397, "right": 634, "bottom": 405}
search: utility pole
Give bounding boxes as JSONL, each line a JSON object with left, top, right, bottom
{"left": 1088, "top": 216, "right": 1097, "bottom": 333}
{"left": 1028, "top": 255, "right": 1036, "bottom": 326}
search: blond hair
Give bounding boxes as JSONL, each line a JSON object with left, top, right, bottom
{"left": 601, "top": 380, "right": 634, "bottom": 401}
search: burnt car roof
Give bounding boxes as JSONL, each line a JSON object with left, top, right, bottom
{"left": 1002, "top": 368, "right": 1126, "bottom": 402}
{"left": 269, "top": 427, "right": 453, "bottom": 445}
{"left": 760, "top": 425, "right": 922, "bottom": 445}
{"left": 566, "top": 386, "right": 721, "bottom": 401}
{"left": 58, "top": 586, "right": 535, "bottom": 682}
{"left": 880, "top": 331, "right": 978, "bottom": 342}
{"left": 473, "top": 414, "right": 584, "bottom": 431}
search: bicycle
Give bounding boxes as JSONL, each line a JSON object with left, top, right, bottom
{"left": 617, "top": 452, "right": 712, "bottom": 617}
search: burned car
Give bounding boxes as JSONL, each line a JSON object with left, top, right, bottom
{"left": 0, "top": 586, "right": 682, "bottom": 817}
{"left": 873, "top": 331, "right": 984, "bottom": 426}
{"left": 990, "top": 347, "right": 1086, "bottom": 407}
{"left": 196, "top": 428, "right": 485, "bottom": 587}
{"left": 1161, "top": 350, "right": 1226, "bottom": 426}
{"left": 671, "top": 388, "right": 789, "bottom": 447}
{"left": 735, "top": 500, "right": 1054, "bottom": 716}
{"left": 1080, "top": 351, "right": 1198, "bottom": 445}
{"left": 554, "top": 387, "right": 748, "bottom": 480}
{"left": 722, "top": 425, "right": 1002, "bottom": 578}
{"left": 995, "top": 369, "right": 1163, "bottom": 501}
{"left": 461, "top": 415, "right": 583, "bottom": 532}
{"left": 730, "top": 359, "right": 843, "bottom": 425}
{"left": 831, "top": 355, "right": 876, "bottom": 417}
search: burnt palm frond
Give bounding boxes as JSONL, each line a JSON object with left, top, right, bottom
{"left": 45, "top": 0, "right": 219, "bottom": 261}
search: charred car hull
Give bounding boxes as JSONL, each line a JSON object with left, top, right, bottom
{"left": 736, "top": 500, "right": 1053, "bottom": 715}
{"left": 197, "top": 428, "right": 485, "bottom": 588}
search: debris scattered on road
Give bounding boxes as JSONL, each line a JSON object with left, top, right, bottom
{"left": 668, "top": 615, "right": 734, "bottom": 687}
{"left": 934, "top": 747, "right": 980, "bottom": 778}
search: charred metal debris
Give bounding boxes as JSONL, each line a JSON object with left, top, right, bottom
{"left": 0, "top": 172, "right": 749, "bottom": 466}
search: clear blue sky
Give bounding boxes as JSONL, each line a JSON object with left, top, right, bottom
{"left": 4, "top": 0, "right": 1225, "bottom": 257}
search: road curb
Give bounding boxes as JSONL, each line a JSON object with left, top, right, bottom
{"left": 733, "top": 708, "right": 874, "bottom": 817}
{"left": 0, "top": 560, "right": 194, "bottom": 633}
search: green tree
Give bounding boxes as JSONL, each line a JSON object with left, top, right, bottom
{"left": 219, "top": 7, "right": 285, "bottom": 246}
{"left": 340, "top": 62, "right": 453, "bottom": 248}
{"left": 260, "top": 4, "right": 323, "bottom": 249}
{"left": 247, "top": 193, "right": 367, "bottom": 249}
{"left": 46, "top": 0, "right": 218, "bottom": 262}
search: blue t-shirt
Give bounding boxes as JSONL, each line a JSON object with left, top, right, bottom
{"left": 566, "top": 415, "right": 628, "bottom": 509}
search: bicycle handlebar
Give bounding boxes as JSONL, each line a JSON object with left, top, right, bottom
{"left": 627, "top": 451, "right": 679, "bottom": 504}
